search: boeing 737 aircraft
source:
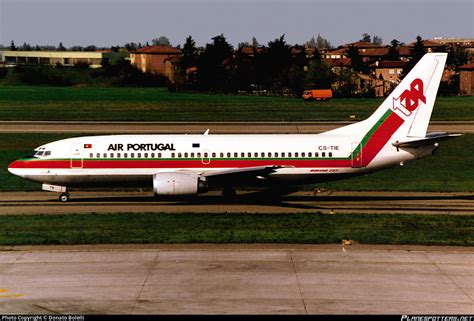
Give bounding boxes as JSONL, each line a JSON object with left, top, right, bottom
{"left": 8, "top": 53, "right": 460, "bottom": 202}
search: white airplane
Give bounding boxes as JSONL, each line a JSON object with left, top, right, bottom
{"left": 8, "top": 53, "right": 460, "bottom": 202}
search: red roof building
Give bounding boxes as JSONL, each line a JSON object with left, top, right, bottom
{"left": 341, "top": 41, "right": 382, "bottom": 49}
{"left": 130, "top": 46, "right": 182, "bottom": 76}
{"left": 459, "top": 62, "right": 474, "bottom": 95}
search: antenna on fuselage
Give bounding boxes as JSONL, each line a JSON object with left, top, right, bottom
{"left": 204, "top": 129, "right": 210, "bottom": 135}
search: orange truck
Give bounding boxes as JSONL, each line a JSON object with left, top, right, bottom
{"left": 303, "top": 89, "right": 333, "bottom": 101}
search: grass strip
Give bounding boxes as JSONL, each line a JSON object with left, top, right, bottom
{"left": 0, "top": 85, "right": 473, "bottom": 121}
{"left": 0, "top": 213, "right": 471, "bottom": 246}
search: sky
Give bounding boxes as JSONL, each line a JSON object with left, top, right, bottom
{"left": 0, "top": 0, "right": 473, "bottom": 48}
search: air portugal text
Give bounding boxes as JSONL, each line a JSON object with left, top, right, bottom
{"left": 107, "top": 143, "right": 176, "bottom": 151}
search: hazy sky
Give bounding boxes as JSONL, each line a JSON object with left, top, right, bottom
{"left": 0, "top": 0, "right": 472, "bottom": 48}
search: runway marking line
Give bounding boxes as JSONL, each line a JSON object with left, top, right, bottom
{"left": 0, "top": 288, "right": 24, "bottom": 299}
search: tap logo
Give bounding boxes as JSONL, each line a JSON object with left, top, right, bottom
{"left": 392, "top": 78, "right": 426, "bottom": 116}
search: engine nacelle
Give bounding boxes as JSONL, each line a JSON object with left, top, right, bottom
{"left": 153, "top": 172, "right": 208, "bottom": 196}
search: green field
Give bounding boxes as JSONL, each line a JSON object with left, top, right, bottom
{"left": 0, "top": 212, "right": 471, "bottom": 246}
{"left": 0, "top": 85, "right": 473, "bottom": 121}
{"left": 1, "top": 133, "right": 473, "bottom": 192}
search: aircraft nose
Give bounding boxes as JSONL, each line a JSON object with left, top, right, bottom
{"left": 8, "top": 160, "right": 25, "bottom": 178}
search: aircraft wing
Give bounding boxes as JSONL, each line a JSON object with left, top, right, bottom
{"left": 200, "top": 165, "right": 293, "bottom": 184}
{"left": 392, "top": 132, "right": 462, "bottom": 149}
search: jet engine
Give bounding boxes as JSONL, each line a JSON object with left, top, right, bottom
{"left": 153, "top": 172, "right": 208, "bottom": 196}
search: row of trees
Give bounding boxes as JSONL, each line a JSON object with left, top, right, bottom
{"left": 3, "top": 41, "right": 107, "bottom": 52}
{"left": 2, "top": 33, "right": 469, "bottom": 95}
{"left": 172, "top": 34, "right": 378, "bottom": 96}
{"left": 172, "top": 33, "right": 468, "bottom": 96}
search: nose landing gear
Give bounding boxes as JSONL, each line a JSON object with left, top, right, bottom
{"left": 59, "top": 193, "right": 70, "bottom": 203}
{"left": 42, "top": 184, "right": 70, "bottom": 202}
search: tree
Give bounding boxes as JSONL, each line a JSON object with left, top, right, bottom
{"left": 181, "top": 36, "right": 198, "bottom": 70}
{"left": 360, "top": 33, "right": 371, "bottom": 42}
{"left": 333, "top": 68, "right": 359, "bottom": 97}
{"left": 306, "top": 34, "right": 332, "bottom": 49}
{"left": 387, "top": 39, "right": 401, "bottom": 61}
{"left": 447, "top": 45, "right": 468, "bottom": 67}
{"left": 152, "top": 36, "right": 171, "bottom": 46}
{"left": 347, "top": 45, "right": 369, "bottom": 74}
{"left": 70, "top": 46, "right": 83, "bottom": 51}
{"left": 84, "top": 45, "right": 97, "bottom": 52}
{"left": 20, "top": 42, "right": 32, "bottom": 51}
{"left": 251, "top": 37, "right": 260, "bottom": 48}
{"left": 316, "top": 34, "right": 332, "bottom": 49}
{"left": 196, "top": 34, "right": 233, "bottom": 91}
{"left": 10, "top": 40, "right": 17, "bottom": 51}
{"left": 401, "top": 35, "right": 426, "bottom": 78}
{"left": 288, "top": 63, "right": 305, "bottom": 96}
{"left": 411, "top": 36, "right": 426, "bottom": 61}
{"left": 263, "top": 35, "right": 292, "bottom": 90}
{"left": 304, "top": 57, "right": 335, "bottom": 89}
{"left": 230, "top": 46, "right": 255, "bottom": 91}
{"left": 306, "top": 36, "right": 317, "bottom": 48}
{"left": 372, "top": 35, "right": 383, "bottom": 45}
{"left": 57, "top": 42, "right": 67, "bottom": 51}
{"left": 238, "top": 41, "right": 250, "bottom": 49}
{"left": 124, "top": 42, "right": 138, "bottom": 52}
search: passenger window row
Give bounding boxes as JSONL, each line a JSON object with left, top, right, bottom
{"left": 91, "top": 152, "right": 162, "bottom": 159}
{"left": 88, "top": 151, "right": 334, "bottom": 159}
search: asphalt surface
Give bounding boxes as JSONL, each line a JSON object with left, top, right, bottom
{"left": 0, "top": 121, "right": 472, "bottom": 134}
{"left": 1, "top": 122, "right": 471, "bottom": 315}
{"left": 0, "top": 190, "right": 473, "bottom": 215}
{"left": 0, "top": 244, "right": 472, "bottom": 314}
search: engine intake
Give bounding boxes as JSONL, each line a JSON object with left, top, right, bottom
{"left": 153, "top": 172, "right": 208, "bottom": 196}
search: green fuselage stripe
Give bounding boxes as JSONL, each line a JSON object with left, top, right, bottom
{"left": 349, "top": 109, "right": 392, "bottom": 159}
{"left": 22, "top": 110, "right": 394, "bottom": 164}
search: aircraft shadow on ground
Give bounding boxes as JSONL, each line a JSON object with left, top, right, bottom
{"left": 52, "top": 190, "right": 474, "bottom": 210}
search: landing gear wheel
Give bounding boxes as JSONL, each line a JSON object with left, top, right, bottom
{"left": 59, "top": 193, "right": 70, "bottom": 203}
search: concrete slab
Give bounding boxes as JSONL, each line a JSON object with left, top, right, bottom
{"left": 0, "top": 245, "right": 472, "bottom": 314}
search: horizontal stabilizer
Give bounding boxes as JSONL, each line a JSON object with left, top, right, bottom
{"left": 392, "top": 132, "right": 462, "bottom": 149}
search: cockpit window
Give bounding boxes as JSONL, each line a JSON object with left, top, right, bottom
{"left": 25, "top": 150, "right": 51, "bottom": 158}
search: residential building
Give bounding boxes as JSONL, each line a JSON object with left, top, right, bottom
{"left": 369, "top": 60, "right": 406, "bottom": 97}
{"left": 323, "top": 58, "right": 351, "bottom": 74}
{"left": 431, "top": 37, "right": 473, "bottom": 47}
{"left": 130, "top": 46, "right": 181, "bottom": 76}
{"left": 322, "top": 48, "right": 347, "bottom": 60}
{"left": 459, "top": 62, "right": 474, "bottom": 95}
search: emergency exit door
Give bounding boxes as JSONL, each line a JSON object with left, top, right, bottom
{"left": 70, "top": 142, "right": 84, "bottom": 168}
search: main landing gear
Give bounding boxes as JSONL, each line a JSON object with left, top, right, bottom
{"left": 222, "top": 186, "right": 237, "bottom": 201}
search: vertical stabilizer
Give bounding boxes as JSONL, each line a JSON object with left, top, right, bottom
{"left": 325, "top": 53, "right": 447, "bottom": 141}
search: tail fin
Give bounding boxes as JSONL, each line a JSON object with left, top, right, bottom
{"left": 327, "top": 53, "right": 447, "bottom": 140}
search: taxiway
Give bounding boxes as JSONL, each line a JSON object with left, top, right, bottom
{"left": 0, "top": 190, "right": 473, "bottom": 215}
{"left": 0, "top": 244, "right": 472, "bottom": 314}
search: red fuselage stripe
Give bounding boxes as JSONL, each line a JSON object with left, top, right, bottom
{"left": 10, "top": 111, "right": 406, "bottom": 170}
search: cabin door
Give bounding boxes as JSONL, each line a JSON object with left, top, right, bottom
{"left": 351, "top": 142, "right": 363, "bottom": 168}
{"left": 70, "top": 142, "right": 84, "bottom": 169}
